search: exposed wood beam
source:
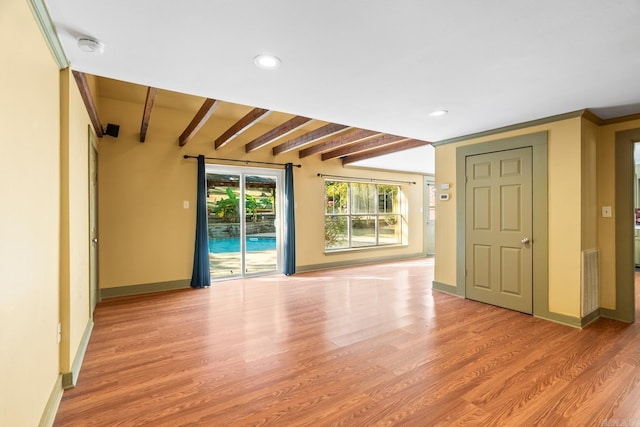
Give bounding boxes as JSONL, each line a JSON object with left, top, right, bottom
{"left": 139, "top": 87, "right": 157, "bottom": 143}
{"left": 342, "top": 139, "right": 432, "bottom": 165}
{"left": 72, "top": 70, "right": 103, "bottom": 138}
{"left": 178, "top": 98, "right": 219, "bottom": 147}
{"left": 215, "top": 108, "right": 271, "bottom": 150}
{"left": 272, "top": 123, "right": 350, "bottom": 156}
{"left": 245, "top": 116, "right": 312, "bottom": 153}
{"left": 298, "top": 129, "right": 380, "bottom": 158}
{"left": 321, "top": 134, "right": 408, "bottom": 161}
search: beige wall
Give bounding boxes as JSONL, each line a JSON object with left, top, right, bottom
{"left": 0, "top": 0, "right": 61, "bottom": 425}
{"left": 547, "top": 118, "right": 583, "bottom": 316}
{"left": 435, "top": 117, "right": 584, "bottom": 318}
{"left": 59, "top": 68, "right": 93, "bottom": 377}
{"left": 96, "top": 94, "right": 425, "bottom": 289}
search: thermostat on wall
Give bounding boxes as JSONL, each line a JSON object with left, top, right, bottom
{"left": 439, "top": 193, "right": 450, "bottom": 201}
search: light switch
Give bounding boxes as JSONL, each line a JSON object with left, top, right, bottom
{"left": 183, "top": 200, "right": 190, "bottom": 209}
{"left": 601, "top": 206, "right": 612, "bottom": 217}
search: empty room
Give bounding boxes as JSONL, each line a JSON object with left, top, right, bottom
{"left": 2, "top": 0, "right": 640, "bottom": 425}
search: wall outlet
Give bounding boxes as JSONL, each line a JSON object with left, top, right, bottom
{"left": 183, "top": 200, "right": 189, "bottom": 209}
{"left": 57, "top": 323, "right": 62, "bottom": 344}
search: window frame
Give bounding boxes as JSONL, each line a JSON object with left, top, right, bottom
{"left": 324, "top": 180, "right": 405, "bottom": 252}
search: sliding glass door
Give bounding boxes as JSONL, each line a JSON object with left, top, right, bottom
{"left": 206, "top": 165, "right": 282, "bottom": 280}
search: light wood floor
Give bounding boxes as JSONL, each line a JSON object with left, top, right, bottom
{"left": 54, "top": 258, "right": 640, "bottom": 426}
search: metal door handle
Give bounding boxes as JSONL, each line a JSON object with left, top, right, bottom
{"left": 521, "top": 237, "right": 530, "bottom": 244}
{"left": 92, "top": 238, "right": 98, "bottom": 243}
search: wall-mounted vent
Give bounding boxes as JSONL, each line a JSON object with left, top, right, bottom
{"left": 581, "top": 249, "right": 599, "bottom": 317}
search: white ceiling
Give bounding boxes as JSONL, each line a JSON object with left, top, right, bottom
{"left": 349, "top": 145, "right": 435, "bottom": 175}
{"left": 45, "top": 1, "right": 640, "bottom": 174}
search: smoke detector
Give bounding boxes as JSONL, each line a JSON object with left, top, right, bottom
{"left": 77, "top": 37, "right": 104, "bottom": 54}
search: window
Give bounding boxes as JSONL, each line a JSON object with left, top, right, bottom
{"left": 324, "top": 181, "right": 404, "bottom": 251}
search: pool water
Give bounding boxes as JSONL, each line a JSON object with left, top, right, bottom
{"left": 209, "top": 237, "right": 277, "bottom": 253}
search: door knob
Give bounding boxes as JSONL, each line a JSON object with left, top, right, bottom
{"left": 521, "top": 237, "right": 530, "bottom": 244}
{"left": 92, "top": 238, "right": 98, "bottom": 243}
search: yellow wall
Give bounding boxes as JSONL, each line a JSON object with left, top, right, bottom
{"left": 547, "top": 118, "right": 582, "bottom": 316}
{"left": 581, "top": 119, "right": 598, "bottom": 252}
{"left": 435, "top": 117, "right": 584, "bottom": 318}
{"left": 59, "top": 68, "right": 93, "bottom": 377}
{"left": 0, "top": 0, "right": 61, "bottom": 425}
{"left": 596, "top": 118, "right": 640, "bottom": 309}
{"left": 433, "top": 143, "right": 457, "bottom": 287}
{"left": 2, "top": 2, "right": 637, "bottom": 425}
{"left": 96, "top": 94, "right": 425, "bottom": 289}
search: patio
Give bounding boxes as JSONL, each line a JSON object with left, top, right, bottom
{"left": 209, "top": 250, "right": 278, "bottom": 279}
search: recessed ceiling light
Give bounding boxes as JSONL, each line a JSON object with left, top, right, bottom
{"left": 77, "top": 37, "right": 104, "bottom": 54}
{"left": 254, "top": 54, "right": 281, "bottom": 70}
{"left": 429, "top": 109, "right": 448, "bottom": 117}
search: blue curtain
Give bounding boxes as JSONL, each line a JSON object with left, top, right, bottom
{"left": 283, "top": 163, "right": 296, "bottom": 275}
{"left": 191, "top": 155, "right": 211, "bottom": 288}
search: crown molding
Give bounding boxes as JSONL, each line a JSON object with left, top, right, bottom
{"left": 28, "top": 0, "right": 69, "bottom": 69}
{"left": 432, "top": 110, "right": 585, "bottom": 147}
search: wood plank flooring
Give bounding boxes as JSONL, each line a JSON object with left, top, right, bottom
{"left": 54, "top": 258, "right": 640, "bottom": 426}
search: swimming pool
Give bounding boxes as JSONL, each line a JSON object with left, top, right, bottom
{"left": 209, "top": 237, "right": 277, "bottom": 253}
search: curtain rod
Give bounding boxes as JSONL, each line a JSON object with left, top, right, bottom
{"left": 317, "top": 173, "right": 416, "bottom": 185}
{"left": 183, "top": 155, "right": 301, "bottom": 168}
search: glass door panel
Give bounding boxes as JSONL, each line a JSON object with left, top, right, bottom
{"left": 244, "top": 175, "right": 278, "bottom": 274}
{"left": 207, "top": 173, "right": 241, "bottom": 279}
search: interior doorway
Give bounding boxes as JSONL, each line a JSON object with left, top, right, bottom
{"left": 206, "top": 164, "right": 283, "bottom": 280}
{"left": 614, "top": 128, "right": 640, "bottom": 323}
{"left": 455, "top": 132, "right": 550, "bottom": 320}
{"left": 633, "top": 142, "right": 640, "bottom": 322}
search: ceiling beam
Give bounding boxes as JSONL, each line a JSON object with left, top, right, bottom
{"left": 215, "top": 108, "right": 271, "bottom": 150}
{"left": 298, "top": 129, "right": 380, "bottom": 158}
{"left": 342, "top": 139, "right": 432, "bottom": 165}
{"left": 178, "top": 98, "right": 219, "bottom": 146}
{"left": 321, "top": 134, "right": 408, "bottom": 161}
{"left": 72, "top": 70, "right": 103, "bottom": 138}
{"left": 245, "top": 116, "right": 312, "bottom": 153}
{"left": 139, "top": 87, "right": 157, "bottom": 143}
{"left": 272, "top": 123, "right": 350, "bottom": 156}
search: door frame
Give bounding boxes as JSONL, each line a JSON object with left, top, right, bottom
{"left": 464, "top": 147, "right": 533, "bottom": 314}
{"left": 455, "top": 132, "right": 553, "bottom": 320}
{"left": 612, "top": 128, "right": 640, "bottom": 323}
{"left": 88, "top": 127, "right": 99, "bottom": 314}
{"left": 205, "top": 163, "right": 284, "bottom": 279}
